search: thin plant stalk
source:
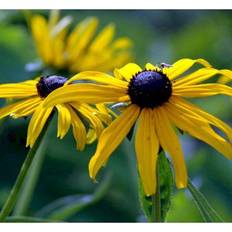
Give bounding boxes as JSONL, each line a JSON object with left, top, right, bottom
{"left": 0, "top": 120, "right": 51, "bottom": 222}
{"left": 13, "top": 127, "right": 50, "bottom": 216}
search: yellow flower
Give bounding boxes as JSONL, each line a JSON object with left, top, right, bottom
{"left": 0, "top": 75, "right": 109, "bottom": 150}
{"left": 43, "top": 58, "right": 232, "bottom": 196}
{"left": 30, "top": 10, "right": 133, "bottom": 73}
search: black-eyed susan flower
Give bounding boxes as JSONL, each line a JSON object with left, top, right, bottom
{"left": 43, "top": 58, "right": 232, "bottom": 196}
{"left": 30, "top": 10, "right": 133, "bottom": 73}
{"left": 0, "top": 75, "right": 109, "bottom": 150}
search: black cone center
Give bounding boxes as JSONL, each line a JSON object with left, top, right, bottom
{"left": 37, "top": 75, "right": 67, "bottom": 98}
{"left": 128, "top": 70, "right": 172, "bottom": 108}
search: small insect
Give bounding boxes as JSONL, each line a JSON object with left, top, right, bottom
{"left": 160, "top": 63, "right": 172, "bottom": 69}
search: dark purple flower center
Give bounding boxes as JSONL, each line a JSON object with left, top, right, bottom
{"left": 128, "top": 70, "right": 172, "bottom": 108}
{"left": 37, "top": 75, "right": 67, "bottom": 98}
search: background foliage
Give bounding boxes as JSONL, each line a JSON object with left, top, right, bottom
{"left": 0, "top": 10, "right": 232, "bottom": 222}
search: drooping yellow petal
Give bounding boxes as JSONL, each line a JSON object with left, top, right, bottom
{"left": 173, "top": 83, "right": 232, "bottom": 98}
{"left": 11, "top": 98, "right": 42, "bottom": 119}
{"left": 56, "top": 104, "right": 71, "bottom": 139}
{"left": 135, "top": 108, "right": 159, "bottom": 196}
{"left": 153, "top": 107, "right": 187, "bottom": 189}
{"left": 65, "top": 71, "right": 128, "bottom": 89}
{"left": 0, "top": 97, "right": 41, "bottom": 120}
{"left": 27, "top": 103, "right": 53, "bottom": 147}
{"left": 89, "top": 104, "right": 140, "bottom": 180}
{"left": 43, "top": 83, "right": 128, "bottom": 107}
{"left": 170, "top": 96, "right": 232, "bottom": 143}
{"left": 114, "top": 63, "right": 142, "bottom": 82}
{"left": 70, "top": 102, "right": 104, "bottom": 137}
{"left": 165, "top": 102, "right": 232, "bottom": 159}
{"left": 65, "top": 105, "right": 87, "bottom": 151}
{"left": 165, "top": 58, "right": 211, "bottom": 80}
{"left": 217, "top": 70, "right": 232, "bottom": 84}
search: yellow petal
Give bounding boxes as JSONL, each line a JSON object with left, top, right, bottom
{"left": 43, "top": 83, "right": 128, "bottom": 107}
{"left": 170, "top": 96, "right": 232, "bottom": 143}
{"left": 135, "top": 108, "right": 159, "bottom": 196}
{"left": 96, "top": 103, "right": 114, "bottom": 125}
{"left": 0, "top": 83, "right": 38, "bottom": 98}
{"left": 67, "top": 17, "right": 98, "bottom": 61}
{"left": 165, "top": 102, "right": 232, "bottom": 159}
{"left": 174, "top": 68, "right": 220, "bottom": 87}
{"left": 89, "top": 104, "right": 140, "bottom": 179}
{"left": 71, "top": 102, "right": 104, "bottom": 137}
{"left": 27, "top": 103, "right": 53, "bottom": 147}
{"left": 114, "top": 63, "right": 142, "bottom": 82}
{"left": 166, "top": 58, "right": 211, "bottom": 80}
{"left": 112, "top": 37, "right": 132, "bottom": 50}
{"left": 65, "top": 71, "right": 128, "bottom": 89}
{"left": 154, "top": 107, "right": 187, "bottom": 189}
{"left": 173, "top": 83, "right": 232, "bottom": 98}
{"left": 65, "top": 105, "right": 86, "bottom": 151}
{"left": 89, "top": 23, "right": 115, "bottom": 51}
{"left": 56, "top": 104, "right": 72, "bottom": 139}
{"left": 86, "top": 128, "right": 97, "bottom": 144}
{"left": 0, "top": 97, "right": 41, "bottom": 120}
{"left": 145, "top": 63, "right": 159, "bottom": 70}
{"left": 31, "top": 15, "right": 52, "bottom": 64}
{"left": 217, "top": 70, "right": 232, "bottom": 84}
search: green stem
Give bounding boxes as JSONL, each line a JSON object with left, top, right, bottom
{"left": 13, "top": 127, "right": 50, "bottom": 216}
{"left": 0, "top": 120, "right": 51, "bottom": 222}
{"left": 151, "top": 158, "right": 161, "bottom": 222}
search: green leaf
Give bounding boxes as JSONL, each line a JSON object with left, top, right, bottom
{"left": 36, "top": 174, "right": 111, "bottom": 221}
{"left": 187, "top": 179, "right": 223, "bottom": 222}
{"left": 158, "top": 152, "right": 174, "bottom": 221}
{"left": 138, "top": 151, "right": 174, "bottom": 222}
{"left": 6, "top": 216, "right": 58, "bottom": 223}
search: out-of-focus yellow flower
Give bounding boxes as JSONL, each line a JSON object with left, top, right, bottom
{"left": 43, "top": 58, "right": 232, "bottom": 196}
{"left": 30, "top": 10, "right": 133, "bottom": 73}
{"left": 0, "top": 75, "right": 110, "bottom": 149}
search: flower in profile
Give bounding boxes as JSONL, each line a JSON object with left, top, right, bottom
{"left": 43, "top": 58, "right": 232, "bottom": 196}
{"left": 0, "top": 75, "right": 109, "bottom": 150}
{"left": 30, "top": 10, "right": 133, "bottom": 73}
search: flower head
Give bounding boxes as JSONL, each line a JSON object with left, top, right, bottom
{"left": 43, "top": 58, "right": 232, "bottom": 196}
{"left": 30, "top": 10, "right": 133, "bottom": 73}
{"left": 0, "top": 75, "right": 109, "bottom": 150}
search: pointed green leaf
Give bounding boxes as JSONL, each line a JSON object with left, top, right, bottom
{"left": 36, "top": 174, "right": 111, "bottom": 221}
{"left": 187, "top": 179, "right": 223, "bottom": 222}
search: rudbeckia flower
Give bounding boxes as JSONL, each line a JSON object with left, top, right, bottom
{"left": 43, "top": 58, "right": 232, "bottom": 196}
{"left": 30, "top": 10, "right": 133, "bottom": 73}
{"left": 0, "top": 75, "right": 109, "bottom": 150}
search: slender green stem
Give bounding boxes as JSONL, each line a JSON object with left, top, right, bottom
{"left": 13, "top": 130, "right": 49, "bottom": 216}
{"left": 151, "top": 158, "right": 161, "bottom": 222}
{"left": 0, "top": 120, "right": 50, "bottom": 222}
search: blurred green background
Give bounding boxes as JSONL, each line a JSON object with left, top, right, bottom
{"left": 0, "top": 10, "right": 232, "bottom": 222}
